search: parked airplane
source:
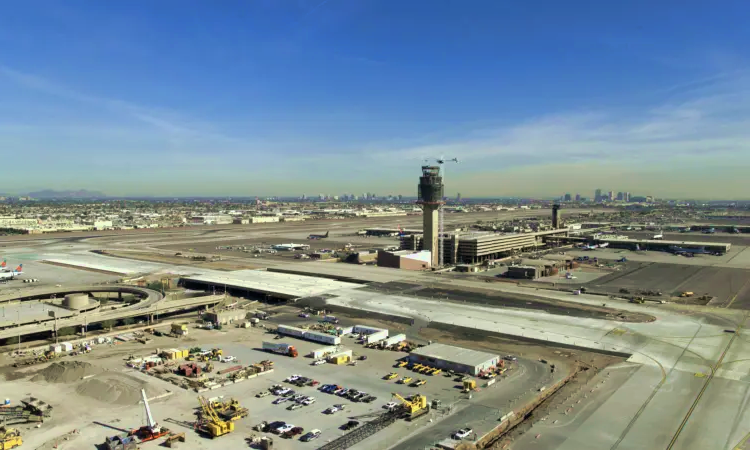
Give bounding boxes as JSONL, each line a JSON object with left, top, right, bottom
{"left": 0, "top": 264, "right": 23, "bottom": 280}
{"left": 703, "top": 228, "right": 716, "bottom": 234}
{"left": 272, "top": 243, "right": 310, "bottom": 251}
{"left": 307, "top": 231, "right": 329, "bottom": 240}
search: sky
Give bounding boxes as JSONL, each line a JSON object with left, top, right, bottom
{"left": 1, "top": 1, "right": 750, "bottom": 199}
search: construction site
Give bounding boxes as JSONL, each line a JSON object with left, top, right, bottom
{"left": 0, "top": 168, "right": 749, "bottom": 450}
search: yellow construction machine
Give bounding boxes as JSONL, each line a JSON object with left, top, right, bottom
{"left": 462, "top": 379, "right": 477, "bottom": 393}
{"left": 197, "top": 396, "right": 234, "bottom": 438}
{"left": 0, "top": 427, "right": 22, "bottom": 450}
{"left": 392, "top": 393, "right": 429, "bottom": 420}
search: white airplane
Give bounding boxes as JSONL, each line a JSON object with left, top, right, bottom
{"left": 0, "top": 263, "right": 23, "bottom": 280}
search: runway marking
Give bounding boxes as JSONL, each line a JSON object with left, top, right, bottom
{"left": 667, "top": 314, "right": 747, "bottom": 450}
{"left": 726, "top": 278, "right": 750, "bottom": 309}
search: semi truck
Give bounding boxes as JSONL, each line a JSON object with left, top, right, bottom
{"left": 262, "top": 342, "right": 298, "bottom": 357}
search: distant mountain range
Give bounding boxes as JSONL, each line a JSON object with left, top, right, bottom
{"left": 26, "top": 189, "right": 108, "bottom": 199}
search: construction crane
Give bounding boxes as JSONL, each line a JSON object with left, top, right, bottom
{"left": 391, "top": 393, "right": 429, "bottom": 420}
{"left": 131, "top": 389, "right": 170, "bottom": 442}
{"left": 197, "top": 396, "right": 234, "bottom": 438}
{"left": 424, "top": 156, "right": 459, "bottom": 268}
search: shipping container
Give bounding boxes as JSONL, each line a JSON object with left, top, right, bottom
{"left": 303, "top": 330, "right": 342, "bottom": 345}
{"left": 327, "top": 349, "right": 353, "bottom": 365}
{"left": 49, "top": 344, "right": 62, "bottom": 353}
{"left": 382, "top": 334, "right": 406, "bottom": 347}
{"left": 365, "top": 329, "right": 389, "bottom": 344}
{"left": 310, "top": 346, "right": 339, "bottom": 359}
{"left": 338, "top": 326, "right": 354, "bottom": 336}
{"left": 323, "top": 315, "right": 339, "bottom": 324}
{"left": 61, "top": 342, "right": 73, "bottom": 352}
{"left": 277, "top": 324, "right": 305, "bottom": 338}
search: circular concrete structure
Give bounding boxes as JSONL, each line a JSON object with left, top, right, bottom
{"left": 63, "top": 293, "right": 90, "bottom": 310}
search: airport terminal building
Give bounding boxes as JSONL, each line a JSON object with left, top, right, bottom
{"left": 401, "top": 229, "right": 570, "bottom": 264}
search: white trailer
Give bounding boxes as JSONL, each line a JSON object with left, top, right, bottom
{"left": 365, "top": 329, "right": 389, "bottom": 344}
{"left": 304, "top": 330, "right": 341, "bottom": 345}
{"left": 310, "top": 345, "right": 339, "bottom": 359}
{"left": 353, "top": 325, "right": 388, "bottom": 336}
{"left": 381, "top": 333, "right": 406, "bottom": 347}
{"left": 277, "top": 324, "right": 305, "bottom": 338}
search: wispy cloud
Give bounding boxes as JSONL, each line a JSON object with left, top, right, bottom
{"left": 368, "top": 72, "right": 750, "bottom": 169}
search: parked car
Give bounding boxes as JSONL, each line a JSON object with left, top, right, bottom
{"left": 283, "top": 426, "right": 304, "bottom": 438}
{"left": 312, "top": 359, "right": 326, "bottom": 366}
{"left": 276, "top": 424, "right": 295, "bottom": 434}
{"left": 299, "top": 313, "right": 310, "bottom": 318}
{"left": 282, "top": 390, "right": 296, "bottom": 397}
{"left": 324, "top": 406, "right": 340, "bottom": 414}
{"left": 287, "top": 403, "right": 303, "bottom": 411}
{"left": 292, "top": 394, "right": 305, "bottom": 402}
{"left": 363, "top": 395, "right": 377, "bottom": 403}
{"left": 452, "top": 428, "right": 473, "bottom": 440}
{"left": 341, "top": 420, "right": 360, "bottom": 431}
{"left": 273, "top": 397, "right": 288, "bottom": 405}
{"left": 268, "top": 421, "right": 287, "bottom": 433}
{"left": 302, "top": 397, "right": 316, "bottom": 406}
{"left": 256, "top": 391, "right": 270, "bottom": 398}
{"left": 300, "top": 429, "right": 321, "bottom": 442}
{"left": 220, "top": 355, "right": 237, "bottom": 363}
{"left": 503, "top": 355, "right": 518, "bottom": 361}
{"left": 384, "top": 402, "right": 399, "bottom": 411}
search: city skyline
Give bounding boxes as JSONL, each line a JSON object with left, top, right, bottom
{"left": 1, "top": 2, "right": 750, "bottom": 199}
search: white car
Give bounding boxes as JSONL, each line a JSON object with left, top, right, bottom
{"left": 312, "top": 359, "right": 326, "bottom": 366}
{"left": 276, "top": 388, "right": 292, "bottom": 396}
{"left": 452, "top": 428, "right": 473, "bottom": 439}
{"left": 302, "top": 397, "right": 316, "bottom": 405}
{"left": 286, "top": 374, "right": 302, "bottom": 382}
{"left": 220, "top": 356, "right": 237, "bottom": 363}
{"left": 324, "top": 406, "right": 340, "bottom": 414}
{"left": 384, "top": 402, "right": 399, "bottom": 411}
{"left": 273, "top": 397, "right": 288, "bottom": 404}
{"left": 276, "top": 424, "right": 295, "bottom": 434}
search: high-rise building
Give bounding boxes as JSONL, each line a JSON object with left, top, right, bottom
{"left": 607, "top": 191, "right": 614, "bottom": 201}
{"left": 595, "top": 189, "right": 602, "bottom": 202}
{"left": 397, "top": 194, "right": 403, "bottom": 201}
{"left": 624, "top": 192, "right": 630, "bottom": 202}
{"left": 456, "top": 193, "right": 462, "bottom": 202}
{"left": 616, "top": 192, "right": 624, "bottom": 201}
{"left": 564, "top": 193, "right": 572, "bottom": 202}
{"left": 575, "top": 193, "right": 581, "bottom": 201}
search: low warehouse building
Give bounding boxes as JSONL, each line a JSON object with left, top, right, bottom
{"left": 204, "top": 309, "right": 247, "bottom": 325}
{"left": 408, "top": 343, "right": 500, "bottom": 376}
{"left": 377, "top": 249, "right": 431, "bottom": 270}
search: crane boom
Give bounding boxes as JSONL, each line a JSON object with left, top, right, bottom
{"left": 141, "top": 388, "right": 159, "bottom": 431}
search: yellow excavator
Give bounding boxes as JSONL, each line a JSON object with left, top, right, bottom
{"left": 391, "top": 393, "right": 429, "bottom": 420}
{"left": 197, "top": 396, "right": 234, "bottom": 438}
{"left": 0, "top": 427, "right": 22, "bottom": 450}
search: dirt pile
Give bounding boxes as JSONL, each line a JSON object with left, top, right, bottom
{"left": 75, "top": 372, "right": 167, "bottom": 405}
{"left": 31, "top": 361, "right": 103, "bottom": 383}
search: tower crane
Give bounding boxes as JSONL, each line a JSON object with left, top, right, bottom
{"left": 423, "top": 156, "right": 459, "bottom": 268}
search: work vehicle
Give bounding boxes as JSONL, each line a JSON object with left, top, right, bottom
{"left": 341, "top": 420, "right": 360, "bottom": 431}
{"left": 131, "top": 389, "right": 170, "bottom": 442}
{"left": 452, "top": 428, "right": 473, "bottom": 440}
{"left": 462, "top": 380, "right": 477, "bottom": 393}
{"left": 262, "top": 342, "right": 299, "bottom": 357}
{"left": 0, "top": 427, "right": 22, "bottom": 450}
{"left": 431, "top": 369, "right": 442, "bottom": 376}
{"left": 384, "top": 372, "right": 399, "bottom": 380}
{"left": 300, "top": 429, "right": 321, "bottom": 442}
{"left": 413, "top": 379, "right": 426, "bottom": 387}
{"left": 197, "top": 396, "right": 234, "bottom": 438}
{"left": 398, "top": 376, "right": 412, "bottom": 384}
{"left": 392, "top": 393, "right": 429, "bottom": 419}
{"left": 397, "top": 361, "right": 408, "bottom": 368}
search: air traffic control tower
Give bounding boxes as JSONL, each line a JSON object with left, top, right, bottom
{"left": 417, "top": 165, "right": 444, "bottom": 268}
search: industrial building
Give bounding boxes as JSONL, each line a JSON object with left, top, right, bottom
{"left": 377, "top": 249, "right": 431, "bottom": 270}
{"left": 408, "top": 343, "right": 500, "bottom": 376}
{"left": 204, "top": 309, "right": 247, "bottom": 325}
{"left": 595, "top": 237, "right": 731, "bottom": 254}
{"left": 401, "top": 229, "right": 570, "bottom": 264}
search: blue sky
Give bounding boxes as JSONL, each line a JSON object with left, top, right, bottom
{"left": 1, "top": 1, "right": 749, "bottom": 198}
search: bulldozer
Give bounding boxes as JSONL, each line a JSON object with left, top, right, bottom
{"left": 0, "top": 427, "right": 22, "bottom": 450}
{"left": 197, "top": 396, "right": 234, "bottom": 438}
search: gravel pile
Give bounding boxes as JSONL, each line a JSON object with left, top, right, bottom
{"left": 31, "top": 361, "right": 102, "bottom": 383}
{"left": 75, "top": 372, "right": 166, "bottom": 405}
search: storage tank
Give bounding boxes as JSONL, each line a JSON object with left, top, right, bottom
{"left": 63, "top": 293, "right": 89, "bottom": 310}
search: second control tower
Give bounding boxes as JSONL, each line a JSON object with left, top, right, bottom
{"left": 417, "top": 165, "right": 444, "bottom": 268}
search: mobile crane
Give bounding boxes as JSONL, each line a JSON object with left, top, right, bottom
{"left": 130, "top": 389, "right": 170, "bottom": 442}
{"left": 391, "top": 393, "right": 429, "bottom": 420}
